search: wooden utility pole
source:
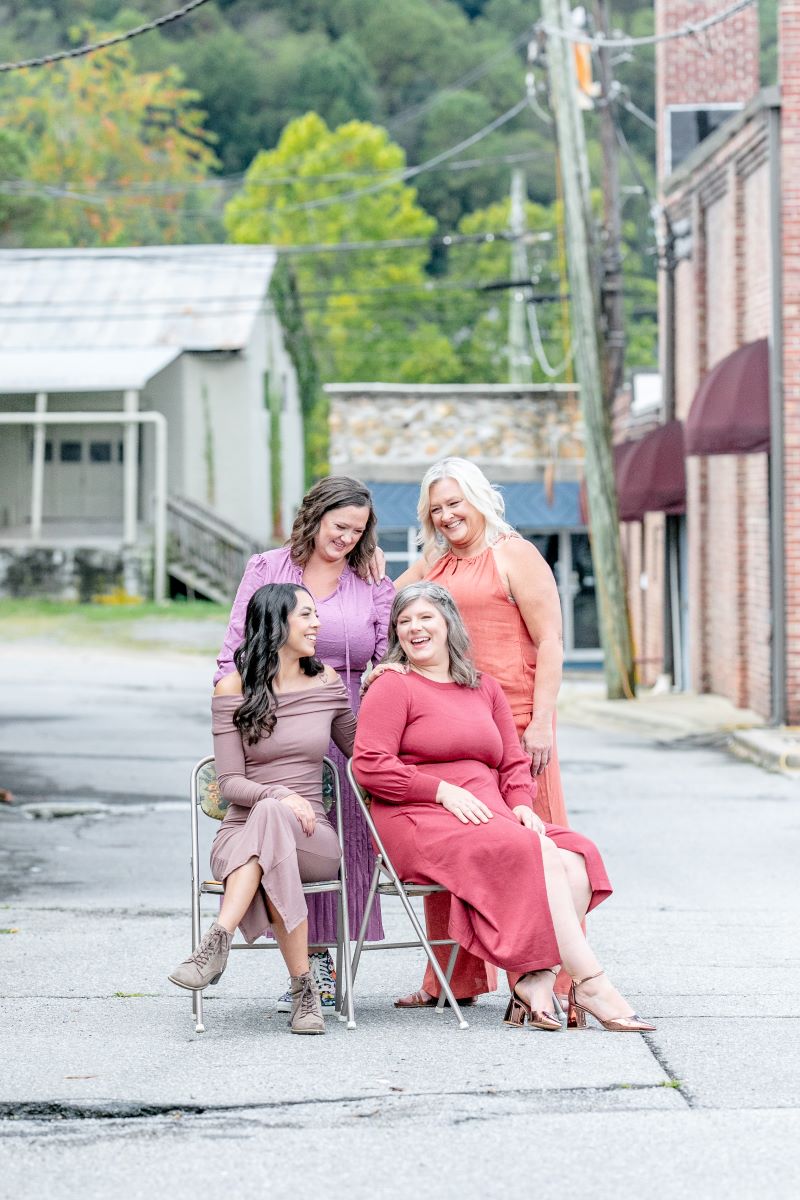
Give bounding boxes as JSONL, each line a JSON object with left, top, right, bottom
{"left": 539, "top": 0, "right": 635, "bottom": 698}
{"left": 593, "top": 0, "right": 626, "bottom": 408}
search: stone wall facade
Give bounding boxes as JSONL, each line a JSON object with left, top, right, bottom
{"left": 0, "top": 544, "right": 151, "bottom": 601}
{"left": 325, "top": 384, "right": 584, "bottom": 483}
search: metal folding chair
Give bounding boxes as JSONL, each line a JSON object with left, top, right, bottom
{"left": 345, "top": 759, "right": 469, "bottom": 1029}
{"left": 188, "top": 754, "right": 355, "bottom": 1033}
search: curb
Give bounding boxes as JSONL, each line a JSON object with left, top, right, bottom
{"left": 728, "top": 729, "right": 800, "bottom": 774}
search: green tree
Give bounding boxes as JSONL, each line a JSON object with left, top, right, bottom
{"left": 0, "top": 28, "right": 219, "bottom": 246}
{"left": 225, "top": 112, "right": 461, "bottom": 384}
{"left": 0, "top": 130, "right": 49, "bottom": 246}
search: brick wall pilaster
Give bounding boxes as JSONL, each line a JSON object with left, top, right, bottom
{"left": 780, "top": 0, "right": 800, "bottom": 723}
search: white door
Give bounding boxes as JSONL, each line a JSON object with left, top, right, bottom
{"left": 41, "top": 428, "right": 127, "bottom": 522}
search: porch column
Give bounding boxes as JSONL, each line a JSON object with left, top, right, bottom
{"left": 30, "top": 392, "right": 47, "bottom": 540}
{"left": 123, "top": 389, "right": 139, "bottom": 545}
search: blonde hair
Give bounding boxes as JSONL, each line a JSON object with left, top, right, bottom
{"left": 417, "top": 457, "right": 515, "bottom": 561}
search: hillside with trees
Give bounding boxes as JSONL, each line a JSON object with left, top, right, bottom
{"left": 0, "top": 1, "right": 778, "bottom": 384}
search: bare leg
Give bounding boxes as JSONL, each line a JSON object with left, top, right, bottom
{"left": 266, "top": 899, "right": 310, "bottom": 978}
{"left": 557, "top": 848, "right": 592, "bottom": 922}
{"left": 216, "top": 857, "right": 310, "bottom": 978}
{"left": 217, "top": 857, "right": 262, "bottom": 933}
{"left": 515, "top": 835, "right": 636, "bottom": 1022}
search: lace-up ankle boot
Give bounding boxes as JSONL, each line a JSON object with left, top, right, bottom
{"left": 168, "top": 922, "right": 232, "bottom": 991}
{"left": 289, "top": 971, "right": 325, "bottom": 1035}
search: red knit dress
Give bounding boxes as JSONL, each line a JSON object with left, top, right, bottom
{"left": 423, "top": 541, "right": 570, "bottom": 998}
{"left": 353, "top": 671, "right": 611, "bottom": 974}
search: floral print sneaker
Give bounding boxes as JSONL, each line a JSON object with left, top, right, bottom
{"left": 276, "top": 949, "right": 336, "bottom": 1011}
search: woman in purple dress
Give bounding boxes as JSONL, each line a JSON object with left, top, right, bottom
{"left": 215, "top": 477, "right": 394, "bottom": 1008}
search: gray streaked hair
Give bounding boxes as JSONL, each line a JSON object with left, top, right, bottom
{"left": 385, "top": 582, "right": 480, "bottom": 688}
{"left": 417, "top": 457, "right": 516, "bottom": 561}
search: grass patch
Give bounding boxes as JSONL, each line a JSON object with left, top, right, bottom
{"left": 0, "top": 928, "right": 20, "bottom": 935}
{"left": 112, "top": 991, "right": 157, "bottom": 999}
{"left": 659, "top": 1079, "right": 683, "bottom": 1089}
{"left": 0, "top": 598, "right": 229, "bottom": 653}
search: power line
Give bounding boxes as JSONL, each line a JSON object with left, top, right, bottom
{"left": 0, "top": 1, "right": 211, "bottom": 73}
{"left": 273, "top": 97, "right": 532, "bottom": 217}
{"left": 0, "top": 99, "right": 544, "bottom": 224}
{"left": 526, "top": 298, "right": 575, "bottom": 378}
{"left": 0, "top": 148, "right": 553, "bottom": 206}
{"left": 618, "top": 96, "right": 657, "bottom": 134}
{"left": 0, "top": 272, "right": 656, "bottom": 312}
{"left": 0, "top": 232, "right": 512, "bottom": 263}
{"left": 539, "top": 0, "right": 756, "bottom": 50}
{"left": 386, "top": 26, "right": 534, "bottom": 131}
{"left": 613, "top": 118, "right": 656, "bottom": 208}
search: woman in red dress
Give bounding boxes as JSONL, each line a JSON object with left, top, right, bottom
{"left": 353, "top": 583, "right": 654, "bottom": 1032}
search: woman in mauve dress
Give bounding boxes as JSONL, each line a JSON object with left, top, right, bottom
{"left": 353, "top": 583, "right": 654, "bottom": 1034}
{"left": 216, "top": 477, "right": 393, "bottom": 1008}
{"left": 391, "top": 457, "right": 570, "bottom": 1008}
{"left": 169, "top": 583, "right": 357, "bottom": 1035}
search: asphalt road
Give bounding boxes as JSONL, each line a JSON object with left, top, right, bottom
{"left": 1, "top": 640, "right": 798, "bottom": 1198}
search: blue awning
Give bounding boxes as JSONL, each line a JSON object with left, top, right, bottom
{"left": 366, "top": 481, "right": 583, "bottom": 531}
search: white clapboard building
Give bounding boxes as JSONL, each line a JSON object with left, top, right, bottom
{"left": 0, "top": 245, "right": 304, "bottom": 601}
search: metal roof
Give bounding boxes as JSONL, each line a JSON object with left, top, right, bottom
{"left": 0, "top": 347, "right": 180, "bottom": 393}
{"left": 0, "top": 245, "right": 277, "bottom": 354}
{"left": 368, "top": 481, "right": 583, "bottom": 530}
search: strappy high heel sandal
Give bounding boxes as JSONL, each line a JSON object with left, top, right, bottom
{"left": 503, "top": 968, "right": 562, "bottom": 1031}
{"left": 567, "top": 970, "right": 656, "bottom": 1032}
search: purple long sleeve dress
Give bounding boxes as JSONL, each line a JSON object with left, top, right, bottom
{"left": 215, "top": 546, "right": 394, "bottom": 943}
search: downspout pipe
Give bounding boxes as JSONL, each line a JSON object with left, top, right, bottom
{"left": 768, "top": 101, "right": 787, "bottom": 727}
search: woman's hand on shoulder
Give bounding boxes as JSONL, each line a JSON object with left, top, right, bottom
{"left": 321, "top": 665, "right": 341, "bottom": 684}
{"left": 436, "top": 781, "right": 493, "bottom": 825}
{"left": 214, "top": 671, "right": 243, "bottom": 697}
{"left": 513, "top": 804, "right": 545, "bottom": 834}
{"left": 360, "top": 661, "right": 408, "bottom": 697}
{"left": 279, "top": 792, "right": 316, "bottom": 836}
{"left": 366, "top": 546, "right": 388, "bottom": 584}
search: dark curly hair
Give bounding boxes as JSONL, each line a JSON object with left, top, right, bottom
{"left": 288, "top": 476, "right": 377, "bottom": 580}
{"left": 233, "top": 584, "right": 323, "bottom": 744}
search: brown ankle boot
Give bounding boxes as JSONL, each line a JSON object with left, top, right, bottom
{"left": 289, "top": 971, "right": 325, "bottom": 1035}
{"left": 168, "top": 922, "right": 231, "bottom": 991}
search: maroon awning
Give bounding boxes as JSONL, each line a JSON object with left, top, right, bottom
{"left": 579, "top": 442, "right": 635, "bottom": 524}
{"left": 617, "top": 420, "right": 686, "bottom": 521}
{"left": 580, "top": 429, "right": 685, "bottom": 524}
{"left": 685, "top": 338, "right": 770, "bottom": 455}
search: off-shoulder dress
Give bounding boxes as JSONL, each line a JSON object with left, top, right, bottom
{"left": 211, "top": 675, "right": 356, "bottom": 943}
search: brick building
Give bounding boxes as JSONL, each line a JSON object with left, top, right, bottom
{"left": 615, "top": 0, "right": 798, "bottom": 725}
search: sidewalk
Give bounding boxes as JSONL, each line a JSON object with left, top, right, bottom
{"left": 559, "top": 676, "right": 800, "bottom": 772}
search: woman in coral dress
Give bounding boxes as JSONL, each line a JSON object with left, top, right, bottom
{"left": 353, "top": 583, "right": 653, "bottom": 1034}
{"left": 392, "top": 457, "right": 569, "bottom": 1006}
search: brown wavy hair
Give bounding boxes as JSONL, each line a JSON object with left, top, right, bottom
{"left": 288, "top": 476, "right": 377, "bottom": 580}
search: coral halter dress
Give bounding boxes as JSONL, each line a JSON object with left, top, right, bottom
{"left": 426, "top": 540, "right": 567, "bottom": 825}
{"left": 422, "top": 539, "right": 570, "bottom": 1000}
